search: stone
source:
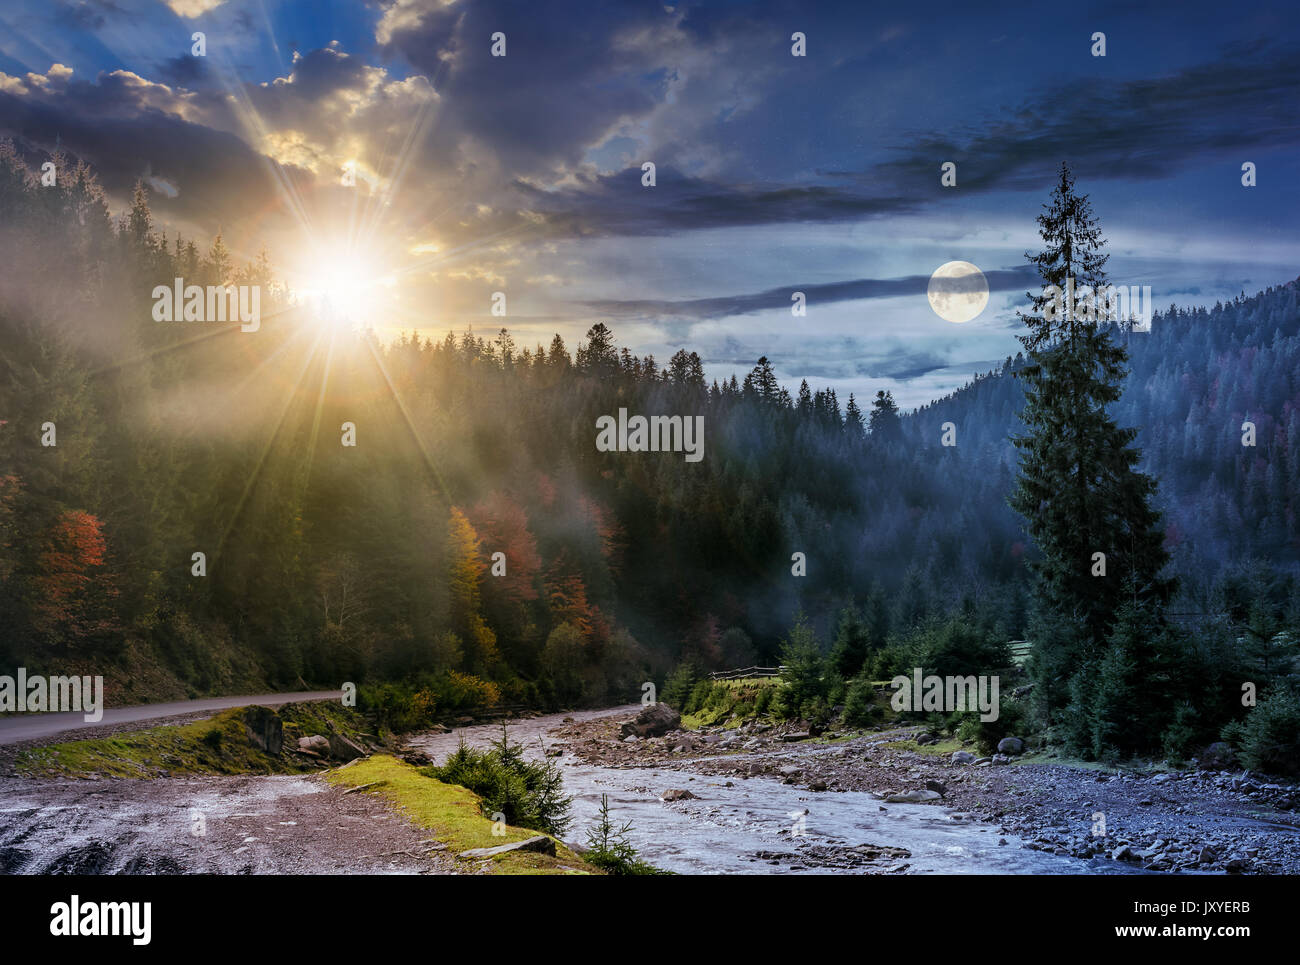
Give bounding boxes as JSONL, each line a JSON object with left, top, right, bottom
{"left": 952, "top": 751, "right": 976, "bottom": 765}
{"left": 660, "top": 788, "right": 698, "bottom": 802}
{"left": 298, "top": 734, "right": 330, "bottom": 756}
{"left": 459, "top": 835, "right": 556, "bottom": 859}
{"left": 997, "top": 737, "right": 1025, "bottom": 756}
{"left": 241, "top": 706, "right": 283, "bottom": 755}
{"left": 327, "top": 729, "right": 369, "bottom": 762}
{"left": 619, "top": 702, "right": 681, "bottom": 739}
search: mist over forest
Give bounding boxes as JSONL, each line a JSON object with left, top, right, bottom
{"left": 2, "top": 144, "right": 1299, "bottom": 767}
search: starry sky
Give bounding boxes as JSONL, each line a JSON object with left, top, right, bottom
{"left": 2, "top": 0, "right": 1298, "bottom": 408}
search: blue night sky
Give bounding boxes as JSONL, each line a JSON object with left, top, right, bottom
{"left": 2, "top": 0, "right": 1297, "bottom": 407}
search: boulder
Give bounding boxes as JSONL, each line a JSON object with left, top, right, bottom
{"left": 459, "top": 835, "right": 556, "bottom": 859}
{"left": 809, "top": 779, "right": 828, "bottom": 792}
{"left": 328, "top": 729, "right": 369, "bottom": 762}
{"left": 619, "top": 702, "right": 681, "bottom": 739}
{"left": 997, "top": 736, "right": 1025, "bottom": 756}
{"left": 298, "top": 734, "right": 331, "bottom": 756}
{"left": 952, "top": 751, "right": 977, "bottom": 765}
{"left": 241, "top": 706, "right": 283, "bottom": 755}
{"left": 660, "top": 788, "right": 698, "bottom": 802}
{"left": 924, "top": 780, "right": 947, "bottom": 798}
{"left": 780, "top": 732, "right": 812, "bottom": 742}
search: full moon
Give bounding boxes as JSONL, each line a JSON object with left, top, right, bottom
{"left": 927, "top": 261, "right": 989, "bottom": 323}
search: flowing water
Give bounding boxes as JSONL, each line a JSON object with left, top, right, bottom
{"left": 407, "top": 706, "right": 1143, "bottom": 875}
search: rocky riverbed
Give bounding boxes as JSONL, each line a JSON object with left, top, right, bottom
{"left": 549, "top": 708, "right": 1300, "bottom": 874}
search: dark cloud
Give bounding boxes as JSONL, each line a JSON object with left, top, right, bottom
{"left": 0, "top": 79, "right": 307, "bottom": 229}
{"left": 578, "top": 266, "right": 1039, "bottom": 319}
{"left": 154, "top": 54, "right": 210, "bottom": 88}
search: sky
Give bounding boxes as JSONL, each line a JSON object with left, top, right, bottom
{"left": 1, "top": 0, "right": 1298, "bottom": 408}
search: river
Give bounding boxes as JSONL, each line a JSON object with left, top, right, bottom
{"left": 406, "top": 706, "right": 1143, "bottom": 875}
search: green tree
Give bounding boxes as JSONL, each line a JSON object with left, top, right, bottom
{"left": 868, "top": 390, "right": 902, "bottom": 442}
{"left": 828, "top": 606, "right": 870, "bottom": 678}
{"left": 1010, "top": 162, "right": 1174, "bottom": 720}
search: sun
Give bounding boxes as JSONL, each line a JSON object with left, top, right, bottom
{"left": 294, "top": 243, "right": 390, "bottom": 325}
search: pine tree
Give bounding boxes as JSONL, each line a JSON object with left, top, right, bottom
{"left": 1010, "top": 162, "right": 1175, "bottom": 719}
{"left": 845, "top": 393, "right": 865, "bottom": 438}
{"left": 868, "top": 390, "right": 902, "bottom": 442}
{"left": 829, "top": 605, "right": 870, "bottom": 677}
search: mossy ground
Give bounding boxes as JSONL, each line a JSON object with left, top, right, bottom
{"left": 326, "top": 755, "right": 596, "bottom": 875}
{"left": 16, "top": 700, "right": 367, "bottom": 778}
{"left": 680, "top": 677, "right": 781, "bottom": 730}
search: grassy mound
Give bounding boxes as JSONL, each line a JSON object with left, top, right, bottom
{"left": 326, "top": 755, "right": 594, "bottom": 875}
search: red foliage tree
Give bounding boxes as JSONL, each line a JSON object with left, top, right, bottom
{"left": 34, "top": 509, "right": 115, "bottom": 641}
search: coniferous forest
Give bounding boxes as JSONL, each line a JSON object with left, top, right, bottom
{"left": 2, "top": 143, "right": 1299, "bottom": 768}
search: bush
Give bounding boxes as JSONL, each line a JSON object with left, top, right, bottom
{"left": 1232, "top": 689, "right": 1300, "bottom": 777}
{"left": 583, "top": 793, "right": 664, "bottom": 875}
{"left": 662, "top": 661, "right": 700, "bottom": 711}
{"left": 843, "top": 677, "right": 881, "bottom": 727}
{"left": 864, "top": 645, "right": 906, "bottom": 681}
{"left": 359, "top": 681, "right": 425, "bottom": 732}
{"left": 953, "top": 698, "right": 1026, "bottom": 755}
{"left": 426, "top": 726, "right": 572, "bottom": 835}
{"left": 687, "top": 679, "right": 714, "bottom": 715}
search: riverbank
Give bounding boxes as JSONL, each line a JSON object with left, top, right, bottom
{"left": 550, "top": 710, "right": 1300, "bottom": 874}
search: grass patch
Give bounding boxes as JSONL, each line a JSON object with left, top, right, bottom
{"left": 881, "top": 736, "right": 966, "bottom": 757}
{"left": 326, "top": 755, "right": 594, "bottom": 875}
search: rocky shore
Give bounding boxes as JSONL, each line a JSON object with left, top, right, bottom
{"left": 551, "top": 706, "right": 1300, "bottom": 874}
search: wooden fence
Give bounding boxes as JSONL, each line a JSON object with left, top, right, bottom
{"left": 707, "top": 666, "right": 785, "bottom": 680}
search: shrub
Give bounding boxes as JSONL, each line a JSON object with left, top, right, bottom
{"left": 1233, "top": 689, "right": 1300, "bottom": 777}
{"left": 359, "top": 681, "right": 424, "bottom": 732}
{"left": 687, "top": 679, "right": 714, "bottom": 715}
{"left": 843, "top": 677, "right": 881, "bottom": 727}
{"left": 583, "top": 793, "right": 663, "bottom": 875}
{"left": 662, "top": 661, "right": 700, "bottom": 711}
{"left": 426, "top": 726, "right": 572, "bottom": 835}
{"left": 953, "top": 698, "right": 1026, "bottom": 755}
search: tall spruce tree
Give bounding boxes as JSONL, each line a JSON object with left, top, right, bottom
{"left": 1010, "top": 162, "right": 1175, "bottom": 720}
